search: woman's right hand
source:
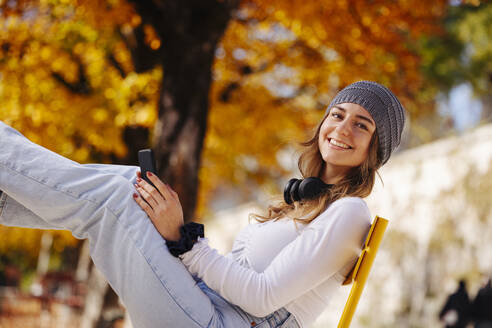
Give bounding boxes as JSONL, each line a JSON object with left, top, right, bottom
{"left": 133, "top": 171, "right": 184, "bottom": 242}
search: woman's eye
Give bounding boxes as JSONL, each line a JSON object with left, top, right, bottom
{"left": 356, "top": 122, "right": 368, "bottom": 130}
{"left": 331, "top": 113, "right": 342, "bottom": 119}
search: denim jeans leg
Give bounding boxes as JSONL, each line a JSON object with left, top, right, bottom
{"left": 0, "top": 190, "right": 62, "bottom": 229}
{"left": 81, "top": 163, "right": 140, "bottom": 182}
{"left": 0, "top": 121, "right": 250, "bottom": 328}
{"left": 0, "top": 164, "right": 139, "bottom": 230}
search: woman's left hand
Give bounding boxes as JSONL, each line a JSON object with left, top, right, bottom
{"left": 133, "top": 171, "right": 184, "bottom": 242}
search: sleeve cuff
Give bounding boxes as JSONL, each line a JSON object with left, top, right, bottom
{"left": 178, "top": 236, "right": 209, "bottom": 261}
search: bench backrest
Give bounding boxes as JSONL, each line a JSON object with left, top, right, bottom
{"left": 337, "top": 216, "right": 389, "bottom": 328}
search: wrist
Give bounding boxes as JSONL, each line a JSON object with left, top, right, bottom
{"left": 165, "top": 230, "right": 182, "bottom": 242}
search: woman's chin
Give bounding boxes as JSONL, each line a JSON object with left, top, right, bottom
{"left": 322, "top": 155, "right": 362, "bottom": 170}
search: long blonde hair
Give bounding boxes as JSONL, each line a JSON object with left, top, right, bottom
{"left": 249, "top": 112, "right": 380, "bottom": 226}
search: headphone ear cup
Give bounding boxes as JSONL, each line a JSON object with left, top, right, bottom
{"left": 283, "top": 178, "right": 299, "bottom": 205}
{"left": 298, "top": 177, "right": 333, "bottom": 200}
{"left": 284, "top": 177, "right": 334, "bottom": 204}
{"left": 290, "top": 179, "right": 302, "bottom": 203}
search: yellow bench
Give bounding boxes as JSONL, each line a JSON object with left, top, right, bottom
{"left": 337, "top": 216, "right": 389, "bottom": 328}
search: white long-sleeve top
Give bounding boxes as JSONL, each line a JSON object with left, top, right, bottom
{"left": 179, "top": 197, "right": 372, "bottom": 328}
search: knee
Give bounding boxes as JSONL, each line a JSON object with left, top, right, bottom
{"left": 101, "top": 174, "right": 137, "bottom": 215}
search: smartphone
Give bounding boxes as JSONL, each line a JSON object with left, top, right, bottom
{"left": 138, "top": 149, "right": 157, "bottom": 189}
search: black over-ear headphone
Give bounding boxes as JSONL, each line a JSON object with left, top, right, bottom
{"left": 283, "top": 177, "right": 334, "bottom": 205}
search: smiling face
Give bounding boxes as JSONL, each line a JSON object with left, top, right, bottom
{"left": 318, "top": 102, "right": 376, "bottom": 183}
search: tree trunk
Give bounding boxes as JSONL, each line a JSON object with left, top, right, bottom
{"left": 75, "top": 239, "right": 91, "bottom": 282}
{"left": 152, "top": 46, "right": 215, "bottom": 221}
{"left": 80, "top": 265, "right": 109, "bottom": 328}
{"left": 481, "top": 91, "right": 492, "bottom": 123}
{"left": 36, "top": 232, "right": 53, "bottom": 278}
{"left": 128, "top": 0, "right": 240, "bottom": 221}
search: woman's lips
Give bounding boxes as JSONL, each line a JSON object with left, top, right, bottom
{"left": 328, "top": 138, "right": 352, "bottom": 150}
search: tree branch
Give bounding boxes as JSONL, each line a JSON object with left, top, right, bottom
{"left": 51, "top": 57, "right": 92, "bottom": 95}
{"left": 117, "top": 25, "right": 163, "bottom": 73}
{"left": 107, "top": 53, "right": 126, "bottom": 78}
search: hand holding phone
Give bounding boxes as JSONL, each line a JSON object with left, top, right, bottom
{"left": 135, "top": 149, "right": 184, "bottom": 241}
{"left": 138, "top": 149, "right": 157, "bottom": 189}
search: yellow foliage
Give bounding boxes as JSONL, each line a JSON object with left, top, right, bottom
{"left": 0, "top": 0, "right": 158, "bottom": 253}
{"left": 0, "top": 0, "right": 450, "bottom": 247}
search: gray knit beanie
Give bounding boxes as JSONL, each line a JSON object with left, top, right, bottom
{"left": 325, "top": 81, "right": 406, "bottom": 165}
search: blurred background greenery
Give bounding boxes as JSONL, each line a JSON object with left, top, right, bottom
{"left": 0, "top": 0, "right": 490, "bottom": 327}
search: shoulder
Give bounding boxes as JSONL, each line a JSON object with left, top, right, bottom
{"left": 328, "top": 197, "right": 370, "bottom": 215}
{"left": 311, "top": 197, "right": 371, "bottom": 229}
{"left": 305, "top": 197, "right": 372, "bottom": 253}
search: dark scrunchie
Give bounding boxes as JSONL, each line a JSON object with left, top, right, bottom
{"left": 166, "top": 222, "right": 204, "bottom": 257}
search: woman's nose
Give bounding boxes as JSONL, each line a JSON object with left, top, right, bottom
{"left": 335, "top": 120, "right": 351, "bottom": 136}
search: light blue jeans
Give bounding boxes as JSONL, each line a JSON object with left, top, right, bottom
{"left": 0, "top": 121, "right": 300, "bottom": 328}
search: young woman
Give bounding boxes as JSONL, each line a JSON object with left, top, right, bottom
{"left": 0, "top": 81, "right": 405, "bottom": 328}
